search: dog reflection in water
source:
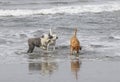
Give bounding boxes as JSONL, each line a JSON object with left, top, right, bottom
{"left": 70, "top": 57, "right": 81, "bottom": 80}
{"left": 28, "top": 54, "right": 58, "bottom": 75}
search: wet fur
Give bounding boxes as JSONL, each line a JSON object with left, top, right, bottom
{"left": 70, "top": 28, "right": 81, "bottom": 54}
{"left": 27, "top": 38, "right": 41, "bottom": 53}
{"left": 27, "top": 33, "right": 53, "bottom": 53}
{"left": 47, "top": 29, "right": 58, "bottom": 51}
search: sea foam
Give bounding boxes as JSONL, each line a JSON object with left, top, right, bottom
{"left": 0, "top": 2, "right": 120, "bottom": 16}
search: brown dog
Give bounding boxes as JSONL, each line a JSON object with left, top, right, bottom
{"left": 70, "top": 28, "right": 81, "bottom": 54}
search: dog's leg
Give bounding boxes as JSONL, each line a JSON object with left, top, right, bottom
{"left": 47, "top": 44, "right": 49, "bottom": 51}
{"left": 53, "top": 46, "right": 56, "bottom": 51}
{"left": 77, "top": 50, "right": 79, "bottom": 54}
{"left": 27, "top": 49, "right": 31, "bottom": 53}
{"left": 70, "top": 45, "right": 73, "bottom": 55}
{"left": 52, "top": 43, "right": 56, "bottom": 51}
{"left": 27, "top": 44, "right": 31, "bottom": 53}
{"left": 42, "top": 46, "right": 47, "bottom": 50}
{"left": 27, "top": 44, "right": 35, "bottom": 53}
{"left": 80, "top": 46, "right": 82, "bottom": 50}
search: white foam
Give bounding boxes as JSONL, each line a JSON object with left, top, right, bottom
{"left": 0, "top": 2, "right": 120, "bottom": 16}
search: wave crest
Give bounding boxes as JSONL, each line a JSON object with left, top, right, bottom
{"left": 0, "top": 2, "right": 120, "bottom": 16}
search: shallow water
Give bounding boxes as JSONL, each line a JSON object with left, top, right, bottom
{"left": 1, "top": 11, "right": 120, "bottom": 63}
{"left": 1, "top": 59, "right": 120, "bottom": 82}
{"left": 0, "top": 0, "right": 120, "bottom": 81}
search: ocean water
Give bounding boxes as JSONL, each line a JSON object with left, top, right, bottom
{"left": 0, "top": 0, "right": 120, "bottom": 63}
{"left": 1, "top": 0, "right": 120, "bottom": 82}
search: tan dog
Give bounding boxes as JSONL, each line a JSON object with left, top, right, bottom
{"left": 70, "top": 28, "right": 81, "bottom": 54}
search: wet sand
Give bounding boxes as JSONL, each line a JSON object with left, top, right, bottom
{"left": 0, "top": 57, "right": 120, "bottom": 82}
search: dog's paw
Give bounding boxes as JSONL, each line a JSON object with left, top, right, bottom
{"left": 42, "top": 46, "right": 47, "bottom": 50}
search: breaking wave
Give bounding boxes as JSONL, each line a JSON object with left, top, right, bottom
{"left": 0, "top": 2, "right": 120, "bottom": 16}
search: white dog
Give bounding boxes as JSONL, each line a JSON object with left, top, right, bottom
{"left": 27, "top": 29, "right": 58, "bottom": 53}
{"left": 47, "top": 28, "right": 58, "bottom": 51}
{"left": 27, "top": 32, "right": 53, "bottom": 53}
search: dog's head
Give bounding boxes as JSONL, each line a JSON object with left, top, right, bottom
{"left": 49, "top": 34, "right": 58, "bottom": 41}
{"left": 49, "top": 28, "right": 58, "bottom": 41}
{"left": 40, "top": 28, "right": 58, "bottom": 47}
{"left": 41, "top": 34, "right": 53, "bottom": 40}
{"left": 41, "top": 33, "right": 53, "bottom": 45}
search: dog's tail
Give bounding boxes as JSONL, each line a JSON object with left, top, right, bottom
{"left": 74, "top": 28, "right": 77, "bottom": 37}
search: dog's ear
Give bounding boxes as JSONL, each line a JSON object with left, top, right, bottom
{"left": 48, "top": 33, "right": 50, "bottom": 36}
{"left": 49, "top": 28, "right": 52, "bottom": 35}
{"left": 48, "top": 33, "right": 53, "bottom": 39}
{"left": 41, "top": 35, "right": 44, "bottom": 38}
